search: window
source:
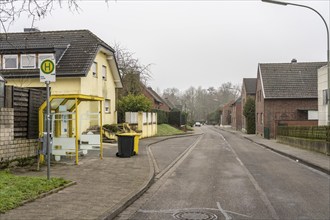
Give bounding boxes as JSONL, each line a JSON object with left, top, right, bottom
{"left": 102, "top": 65, "right": 107, "bottom": 80}
{"left": 261, "top": 113, "right": 263, "bottom": 125}
{"left": 38, "top": 54, "right": 55, "bottom": 68}
{"left": 323, "top": 89, "right": 328, "bottom": 105}
{"left": 92, "top": 62, "right": 97, "bottom": 77}
{"left": 105, "top": 99, "right": 110, "bottom": 113}
{"left": 21, "top": 54, "right": 36, "bottom": 69}
{"left": 3, "top": 55, "right": 18, "bottom": 69}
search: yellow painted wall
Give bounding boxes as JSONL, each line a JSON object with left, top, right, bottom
{"left": 6, "top": 77, "right": 80, "bottom": 94}
{"left": 80, "top": 51, "right": 117, "bottom": 126}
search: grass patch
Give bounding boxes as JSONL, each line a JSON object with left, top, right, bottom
{"left": 0, "top": 171, "right": 70, "bottom": 213}
{"left": 157, "top": 124, "right": 184, "bottom": 136}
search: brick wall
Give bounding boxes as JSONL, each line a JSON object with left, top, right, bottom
{"left": 232, "top": 101, "right": 242, "bottom": 130}
{"left": 0, "top": 108, "right": 38, "bottom": 164}
{"left": 256, "top": 73, "right": 264, "bottom": 137}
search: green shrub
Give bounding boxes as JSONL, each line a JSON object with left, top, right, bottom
{"left": 243, "top": 97, "right": 256, "bottom": 134}
{"left": 103, "top": 124, "right": 118, "bottom": 133}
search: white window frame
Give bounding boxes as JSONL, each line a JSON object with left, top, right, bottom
{"left": 38, "top": 53, "right": 55, "bottom": 68}
{"left": 102, "top": 65, "right": 107, "bottom": 80}
{"left": 105, "top": 99, "right": 111, "bottom": 113}
{"left": 21, "top": 54, "right": 36, "bottom": 69}
{"left": 92, "top": 62, "right": 98, "bottom": 78}
{"left": 3, "top": 55, "right": 18, "bottom": 69}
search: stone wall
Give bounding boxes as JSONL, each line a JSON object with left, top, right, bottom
{"left": 0, "top": 108, "right": 38, "bottom": 165}
{"left": 277, "top": 135, "right": 329, "bottom": 155}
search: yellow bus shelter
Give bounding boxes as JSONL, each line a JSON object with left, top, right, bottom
{"left": 39, "top": 94, "right": 104, "bottom": 165}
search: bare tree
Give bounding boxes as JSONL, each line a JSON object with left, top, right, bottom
{"left": 162, "top": 82, "right": 241, "bottom": 122}
{"left": 113, "top": 43, "right": 153, "bottom": 96}
{"left": 0, "top": 0, "right": 81, "bottom": 33}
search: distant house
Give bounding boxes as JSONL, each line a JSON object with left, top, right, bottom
{"left": 256, "top": 60, "right": 326, "bottom": 139}
{"left": 141, "top": 86, "right": 171, "bottom": 112}
{"left": 317, "top": 64, "right": 329, "bottom": 125}
{"left": 231, "top": 96, "right": 242, "bottom": 131}
{"left": 221, "top": 100, "right": 235, "bottom": 126}
{"left": 241, "top": 78, "right": 257, "bottom": 132}
{"left": 0, "top": 29, "right": 123, "bottom": 132}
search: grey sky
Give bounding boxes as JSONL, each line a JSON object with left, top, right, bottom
{"left": 8, "top": 0, "right": 330, "bottom": 92}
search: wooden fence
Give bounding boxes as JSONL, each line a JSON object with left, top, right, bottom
{"left": 5, "top": 86, "right": 46, "bottom": 139}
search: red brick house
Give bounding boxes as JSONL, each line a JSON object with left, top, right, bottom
{"left": 231, "top": 97, "right": 242, "bottom": 130}
{"left": 241, "top": 78, "right": 257, "bottom": 132}
{"left": 141, "top": 86, "right": 171, "bottom": 112}
{"left": 256, "top": 61, "right": 326, "bottom": 139}
{"left": 221, "top": 100, "right": 235, "bottom": 126}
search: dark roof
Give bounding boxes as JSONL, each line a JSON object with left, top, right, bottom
{"left": 147, "top": 87, "right": 164, "bottom": 103}
{"left": 259, "top": 62, "right": 327, "bottom": 99}
{"left": 243, "top": 78, "right": 257, "bottom": 95}
{"left": 163, "top": 97, "right": 176, "bottom": 110}
{"left": 0, "top": 30, "right": 115, "bottom": 78}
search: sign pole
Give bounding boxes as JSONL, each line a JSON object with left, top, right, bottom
{"left": 40, "top": 58, "right": 56, "bottom": 180}
{"left": 46, "top": 81, "right": 51, "bottom": 180}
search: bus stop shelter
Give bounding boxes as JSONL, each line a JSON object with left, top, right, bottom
{"left": 39, "top": 94, "right": 104, "bottom": 165}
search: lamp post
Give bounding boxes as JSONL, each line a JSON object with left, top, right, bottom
{"left": 262, "top": 0, "right": 330, "bottom": 125}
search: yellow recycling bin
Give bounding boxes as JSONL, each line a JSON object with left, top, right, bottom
{"left": 116, "top": 133, "right": 140, "bottom": 157}
{"left": 133, "top": 134, "right": 140, "bottom": 155}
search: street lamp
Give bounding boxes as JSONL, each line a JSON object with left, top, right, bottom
{"left": 262, "top": 0, "right": 330, "bottom": 125}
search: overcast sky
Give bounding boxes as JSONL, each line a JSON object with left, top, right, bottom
{"left": 7, "top": 0, "right": 330, "bottom": 92}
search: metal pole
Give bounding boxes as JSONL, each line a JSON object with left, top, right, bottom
{"left": 46, "top": 81, "right": 51, "bottom": 180}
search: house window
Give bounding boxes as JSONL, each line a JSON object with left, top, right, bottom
{"left": 323, "top": 89, "right": 328, "bottom": 105}
{"left": 102, "top": 65, "right": 107, "bottom": 80}
{"left": 3, "top": 55, "right": 18, "bottom": 69}
{"left": 92, "top": 62, "right": 97, "bottom": 77}
{"left": 105, "top": 99, "right": 110, "bottom": 113}
{"left": 261, "top": 113, "right": 263, "bottom": 125}
{"left": 21, "top": 54, "right": 36, "bottom": 69}
{"left": 38, "top": 54, "right": 55, "bottom": 68}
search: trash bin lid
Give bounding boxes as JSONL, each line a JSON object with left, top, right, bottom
{"left": 116, "top": 133, "right": 140, "bottom": 137}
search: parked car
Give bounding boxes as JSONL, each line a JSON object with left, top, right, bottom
{"left": 194, "top": 122, "right": 201, "bottom": 127}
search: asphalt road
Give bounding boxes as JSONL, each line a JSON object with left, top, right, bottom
{"left": 123, "top": 126, "right": 330, "bottom": 220}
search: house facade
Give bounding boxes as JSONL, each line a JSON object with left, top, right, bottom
{"left": 141, "top": 86, "right": 171, "bottom": 112}
{"left": 317, "top": 65, "right": 329, "bottom": 125}
{"left": 231, "top": 97, "right": 242, "bottom": 130}
{"left": 0, "top": 29, "right": 123, "bottom": 134}
{"left": 256, "top": 61, "right": 325, "bottom": 139}
{"left": 241, "top": 78, "right": 257, "bottom": 132}
{"left": 221, "top": 100, "right": 234, "bottom": 126}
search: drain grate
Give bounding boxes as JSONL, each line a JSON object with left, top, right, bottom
{"left": 173, "top": 211, "right": 217, "bottom": 220}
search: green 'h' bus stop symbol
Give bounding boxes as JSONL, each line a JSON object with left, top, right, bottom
{"left": 41, "top": 59, "right": 55, "bottom": 74}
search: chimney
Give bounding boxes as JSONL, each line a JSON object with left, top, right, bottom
{"left": 291, "top": 58, "right": 297, "bottom": 63}
{"left": 24, "top": 28, "right": 40, "bottom": 33}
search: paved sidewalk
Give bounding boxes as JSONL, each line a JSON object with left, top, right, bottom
{"left": 218, "top": 126, "right": 330, "bottom": 174}
{"left": 1, "top": 137, "right": 166, "bottom": 220}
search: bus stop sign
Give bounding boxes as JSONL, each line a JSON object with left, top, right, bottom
{"left": 40, "top": 59, "right": 56, "bottom": 82}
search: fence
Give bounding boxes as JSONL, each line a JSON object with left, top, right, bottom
{"left": 125, "top": 112, "right": 157, "bottom": 138}
{"left": 277, "top": 126, "right": 330, "bottom": 142}
{"left": 277, "top": 126, "right": 330, "bottom": 155}
{"left": 5, "top": 86, "right": 46, "bottom": 139}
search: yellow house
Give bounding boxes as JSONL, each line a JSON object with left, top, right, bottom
{"left": 0, "top": 29, "right": 123, "bottom": 134}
